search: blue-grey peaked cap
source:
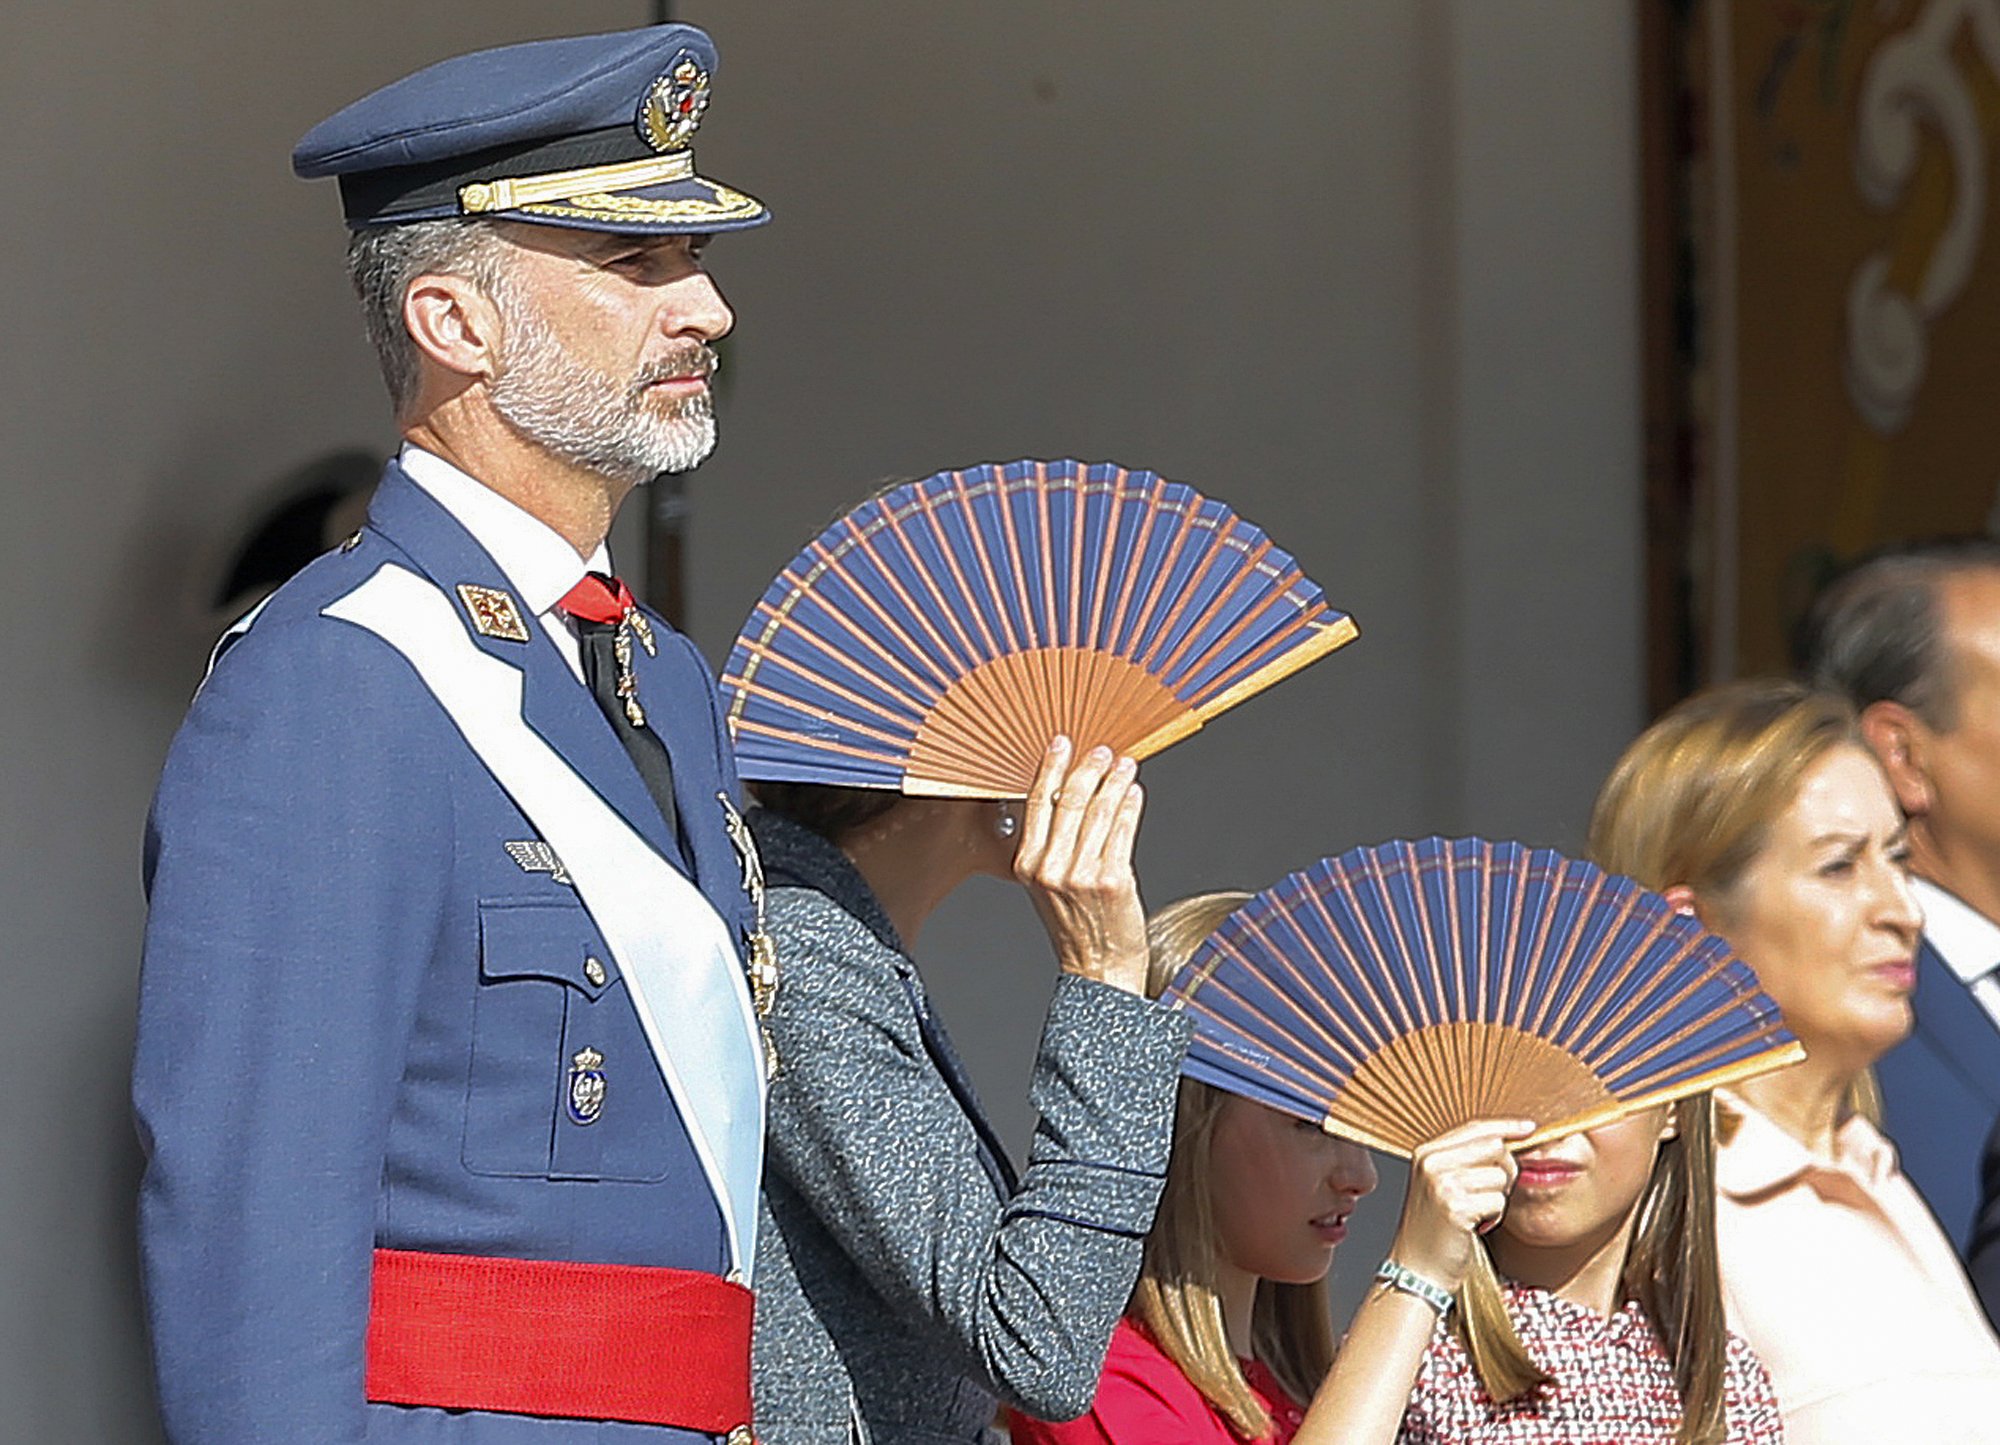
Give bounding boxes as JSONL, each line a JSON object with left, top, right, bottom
{"left": 292, "top": 23, "right": 769, "bottom": 235}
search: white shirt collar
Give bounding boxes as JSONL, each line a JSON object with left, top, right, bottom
{"left": 397, "top": 443, "right": 611, "bottom": 619}
{"left": 1912, "top": 877, "right": 2000, "bottom": 984}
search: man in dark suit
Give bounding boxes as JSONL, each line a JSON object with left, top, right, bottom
{"left": 134, "top": 25, "right": 775, "bottom": 1442}
{"left": 1805, "top": 538, "right": 2000, "bottom": 1322}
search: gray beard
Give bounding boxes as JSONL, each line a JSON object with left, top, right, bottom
{"left": 486, "top": 295, "right": 718, "bottom": 487}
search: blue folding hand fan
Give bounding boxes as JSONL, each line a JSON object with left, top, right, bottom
{"left": 721, "top": 459, "right": 1356, "bottom": 797}
{"left": 1164, "top": 837, "right": 1804, "bottom": 1157}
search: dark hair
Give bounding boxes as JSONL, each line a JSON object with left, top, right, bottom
{"left": 749, "top": 781, "right": 900, "bottom": 842}
{"left": 1800, "top": 536, "right": 2000, "bottom": 729}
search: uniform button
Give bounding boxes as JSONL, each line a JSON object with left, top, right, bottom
{"left": 726, "top": 1268, "right": 746, "bottom": 1285}
{"left": 726, "top": 1426, "right": 754, "bottom": 1445}
{"left": 584, "top": 956, "right": 607, "bottom": 987}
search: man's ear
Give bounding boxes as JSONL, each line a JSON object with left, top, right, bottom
{"left": 1859, "top": 699, "right": 1933, "bottom": 818}
{"left": 402, "top": 271, "right": 504, "bottom": 383}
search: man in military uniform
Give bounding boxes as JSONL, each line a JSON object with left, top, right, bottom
{"left": 134, "top": 24, "right": 772, "bottom": 1442}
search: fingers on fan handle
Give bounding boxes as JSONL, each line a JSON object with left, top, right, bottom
{"left": 1039, "top": 744, "right": 1114, "bottom": 877}
{"left": 1101, "top": 779, "right": 1145, "bottom": 872}
{"left": 1072, "top": 755, "right": 1139, "bottom": 875}
{"left": 1014, "top": 736, "right": 1072, "bottom": 870}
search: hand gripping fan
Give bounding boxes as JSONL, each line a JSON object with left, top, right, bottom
{"left": 720, "top": 459, "right": 1357, "bottom": 797}
{"left": 1163, "top": 837, "right": 1805, "bottom": 1156}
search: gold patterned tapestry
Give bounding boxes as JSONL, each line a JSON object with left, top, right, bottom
{"left": 1666, "top": 0, "right": 2000, "bottom": 684}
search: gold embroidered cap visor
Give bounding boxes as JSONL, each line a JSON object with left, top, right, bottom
{"left": 292, "top": 23, "right": 770, "bottom": 236}
{"left": 326, "top": 125, "right": 769, "bottom": 235}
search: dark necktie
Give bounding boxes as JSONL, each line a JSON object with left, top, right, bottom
{"left": 559, "top": 572, "right": 679, "bottom": 844}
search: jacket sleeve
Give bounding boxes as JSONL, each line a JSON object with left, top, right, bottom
{"left": 762, "top": 894, "right": 1192, "bottom": 1421}
{"left": 133, "top": 617, "right": 451, "bottom": 1444}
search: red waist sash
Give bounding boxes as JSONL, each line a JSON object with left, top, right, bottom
{"left": 366, "top": 1247, "right": 753, "bottom": 1434}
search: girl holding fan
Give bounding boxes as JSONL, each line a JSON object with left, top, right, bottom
{"left": 1020, "top": 845, "right": 1790, "bottom": 1443}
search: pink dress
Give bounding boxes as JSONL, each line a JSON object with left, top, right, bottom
{"left": 1008, "top": 1317, "right": 1306, "bottom": 1445}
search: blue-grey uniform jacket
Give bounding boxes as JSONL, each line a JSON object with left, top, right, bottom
{"left": 133, "top": 463, "right": 761, "bottom": 1443}
{"left": 747, "top": 811, "right": 1192, "bottom": 1444}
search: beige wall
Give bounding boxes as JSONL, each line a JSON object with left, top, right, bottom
{"left": 0, "top": 2, "right": 1638, "bottom": 1433}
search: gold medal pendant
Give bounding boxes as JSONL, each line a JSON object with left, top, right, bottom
{"left": 614, "top": 615, "right": 646, "bottom": 728}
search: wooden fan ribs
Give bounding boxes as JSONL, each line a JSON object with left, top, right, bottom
{"left": 721, "top": 459, "right": 1354, "bottom": 795}
{"left": 1171, "top": 839, "right": 1805, "bottom": 1158}
{"left": 1321, "top": 855, "right": 1462, "bottom": 1143}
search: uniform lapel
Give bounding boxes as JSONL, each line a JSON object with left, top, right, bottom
{"left": 362, "top": 465, "right": 683, "bottom": 869}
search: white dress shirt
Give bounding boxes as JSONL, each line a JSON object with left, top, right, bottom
{"left": 1914, "top": 877, "right": 2000, "bottom": 1033}
{"left": 398, "top": 443, "right": 611, "bottom": 682}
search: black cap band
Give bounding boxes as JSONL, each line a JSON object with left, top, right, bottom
{"left": 338, "top": 125, "right": 653, "bottom": 227}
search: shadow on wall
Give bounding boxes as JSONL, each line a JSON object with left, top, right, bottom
{"left": 102, "top": 446, "right": 383, "bottom": 709}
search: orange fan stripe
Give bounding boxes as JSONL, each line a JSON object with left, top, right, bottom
{"left": 1310, "top": 862, "right": 1458, "bottom": 1132}
{"left": 1103, "top": 477, "right": 1169, "bottom": 659}
{"left": 764, "top": 554, "right": 949, "bottom": 703}
{"left": 876, "top": 493, "right": 990, "bottom": 675}
{"left": 727, "top": 643, "right": 931, "bottom": 729}
{"left": 1151, "top": 537, "right": 1281, "bottom": 680}
{"left": 727, "top": 717, "right": 904, "bottom": 766}
{"left": 1040, "top": 464, "right": 1072, "bottom": 644}
{"left": 912, "top": 483, "right": 1005, "bottom": 663}
{"left": 1114, "top": 490, "right": 1204, "bottom": 672}
{"left": 843, "top": 514, "right": 982, "bottom": 682}
{"left": 1539, "top": 882, "right": 1648, "bottom": 1047}
{"left": 1064, "top": 467, "right": 1087, "bottom": 649}
{"left": 951, "top": 474, "right": 1030, "bottom": 658}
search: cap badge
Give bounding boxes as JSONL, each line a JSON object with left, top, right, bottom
{"left": 568, "top": 1046, "right": 607, "bottom": 1126}
{"left": 638, "top": 52, "right": 711, "bottom": 154}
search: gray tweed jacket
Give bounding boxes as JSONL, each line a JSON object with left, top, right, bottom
{"left": 748, "top": 811, "right": 1192, "bottom": 1445}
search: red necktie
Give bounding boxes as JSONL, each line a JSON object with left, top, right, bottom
{"left": 557, "top": 572, "right": 636, "bottom": 626}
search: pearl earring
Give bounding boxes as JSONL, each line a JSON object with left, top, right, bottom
{"left": 994, "top": 807, "right": 1020, "bottom": 840}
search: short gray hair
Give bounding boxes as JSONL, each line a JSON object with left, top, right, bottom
{"left": 1802, "top": 536, "right": 2000, "bottom": 729}
{"left": 345, "top": 219, "right": 511, "bottom": 414}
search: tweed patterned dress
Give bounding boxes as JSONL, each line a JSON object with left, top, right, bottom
{"left": 748, "top": 811, "right": 1193, "bottom": 1445}
{"left": 1399, "top": 1283, "right": 1784, "bottom": 1444}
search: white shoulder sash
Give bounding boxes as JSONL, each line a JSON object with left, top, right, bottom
{"left": 324, "top": 563, "right": 765, "bottom": 1277}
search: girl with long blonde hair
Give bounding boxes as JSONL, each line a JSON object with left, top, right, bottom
{"left": 1011, "top": 894, "right": 1523, "bottom": 1444}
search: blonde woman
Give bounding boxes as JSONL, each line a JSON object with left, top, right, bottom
{"left": 1012, "top": 895, "right": 1525, "bottom": 1444}
{"left": 1589, "top": 678, "right": 2000, "bottom": 1442}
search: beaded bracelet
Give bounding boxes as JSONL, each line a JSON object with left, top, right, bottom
{"left": 1373, "top": 1259, "right": 1456, "bottom": 1317}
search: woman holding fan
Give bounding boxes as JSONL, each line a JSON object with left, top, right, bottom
{"left": 1020, "top": 883, "right": 1785, "bottom": 1444}
{"left": 1008, "top": 893, "right": 1528, "bottom": 1444}
{"left": 748, "top": 738, "right": 1193, "bottom": 1444}
{"left": 1590, "top": 679, "right": 2000, "bottom": 1443}
{"left": 720, "top": 460, "right": 1359, "bottom": 1443}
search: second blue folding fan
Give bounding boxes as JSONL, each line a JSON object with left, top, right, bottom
{"left": 721, "top": 460, "right": 1357, "bottom": 797}
{"left": 1163, "top": 837, "right": 1804, "bottom": 1157}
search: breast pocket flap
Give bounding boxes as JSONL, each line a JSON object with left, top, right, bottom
{"left": 478, "top": 900, "right": 614, "bottom": 1001}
